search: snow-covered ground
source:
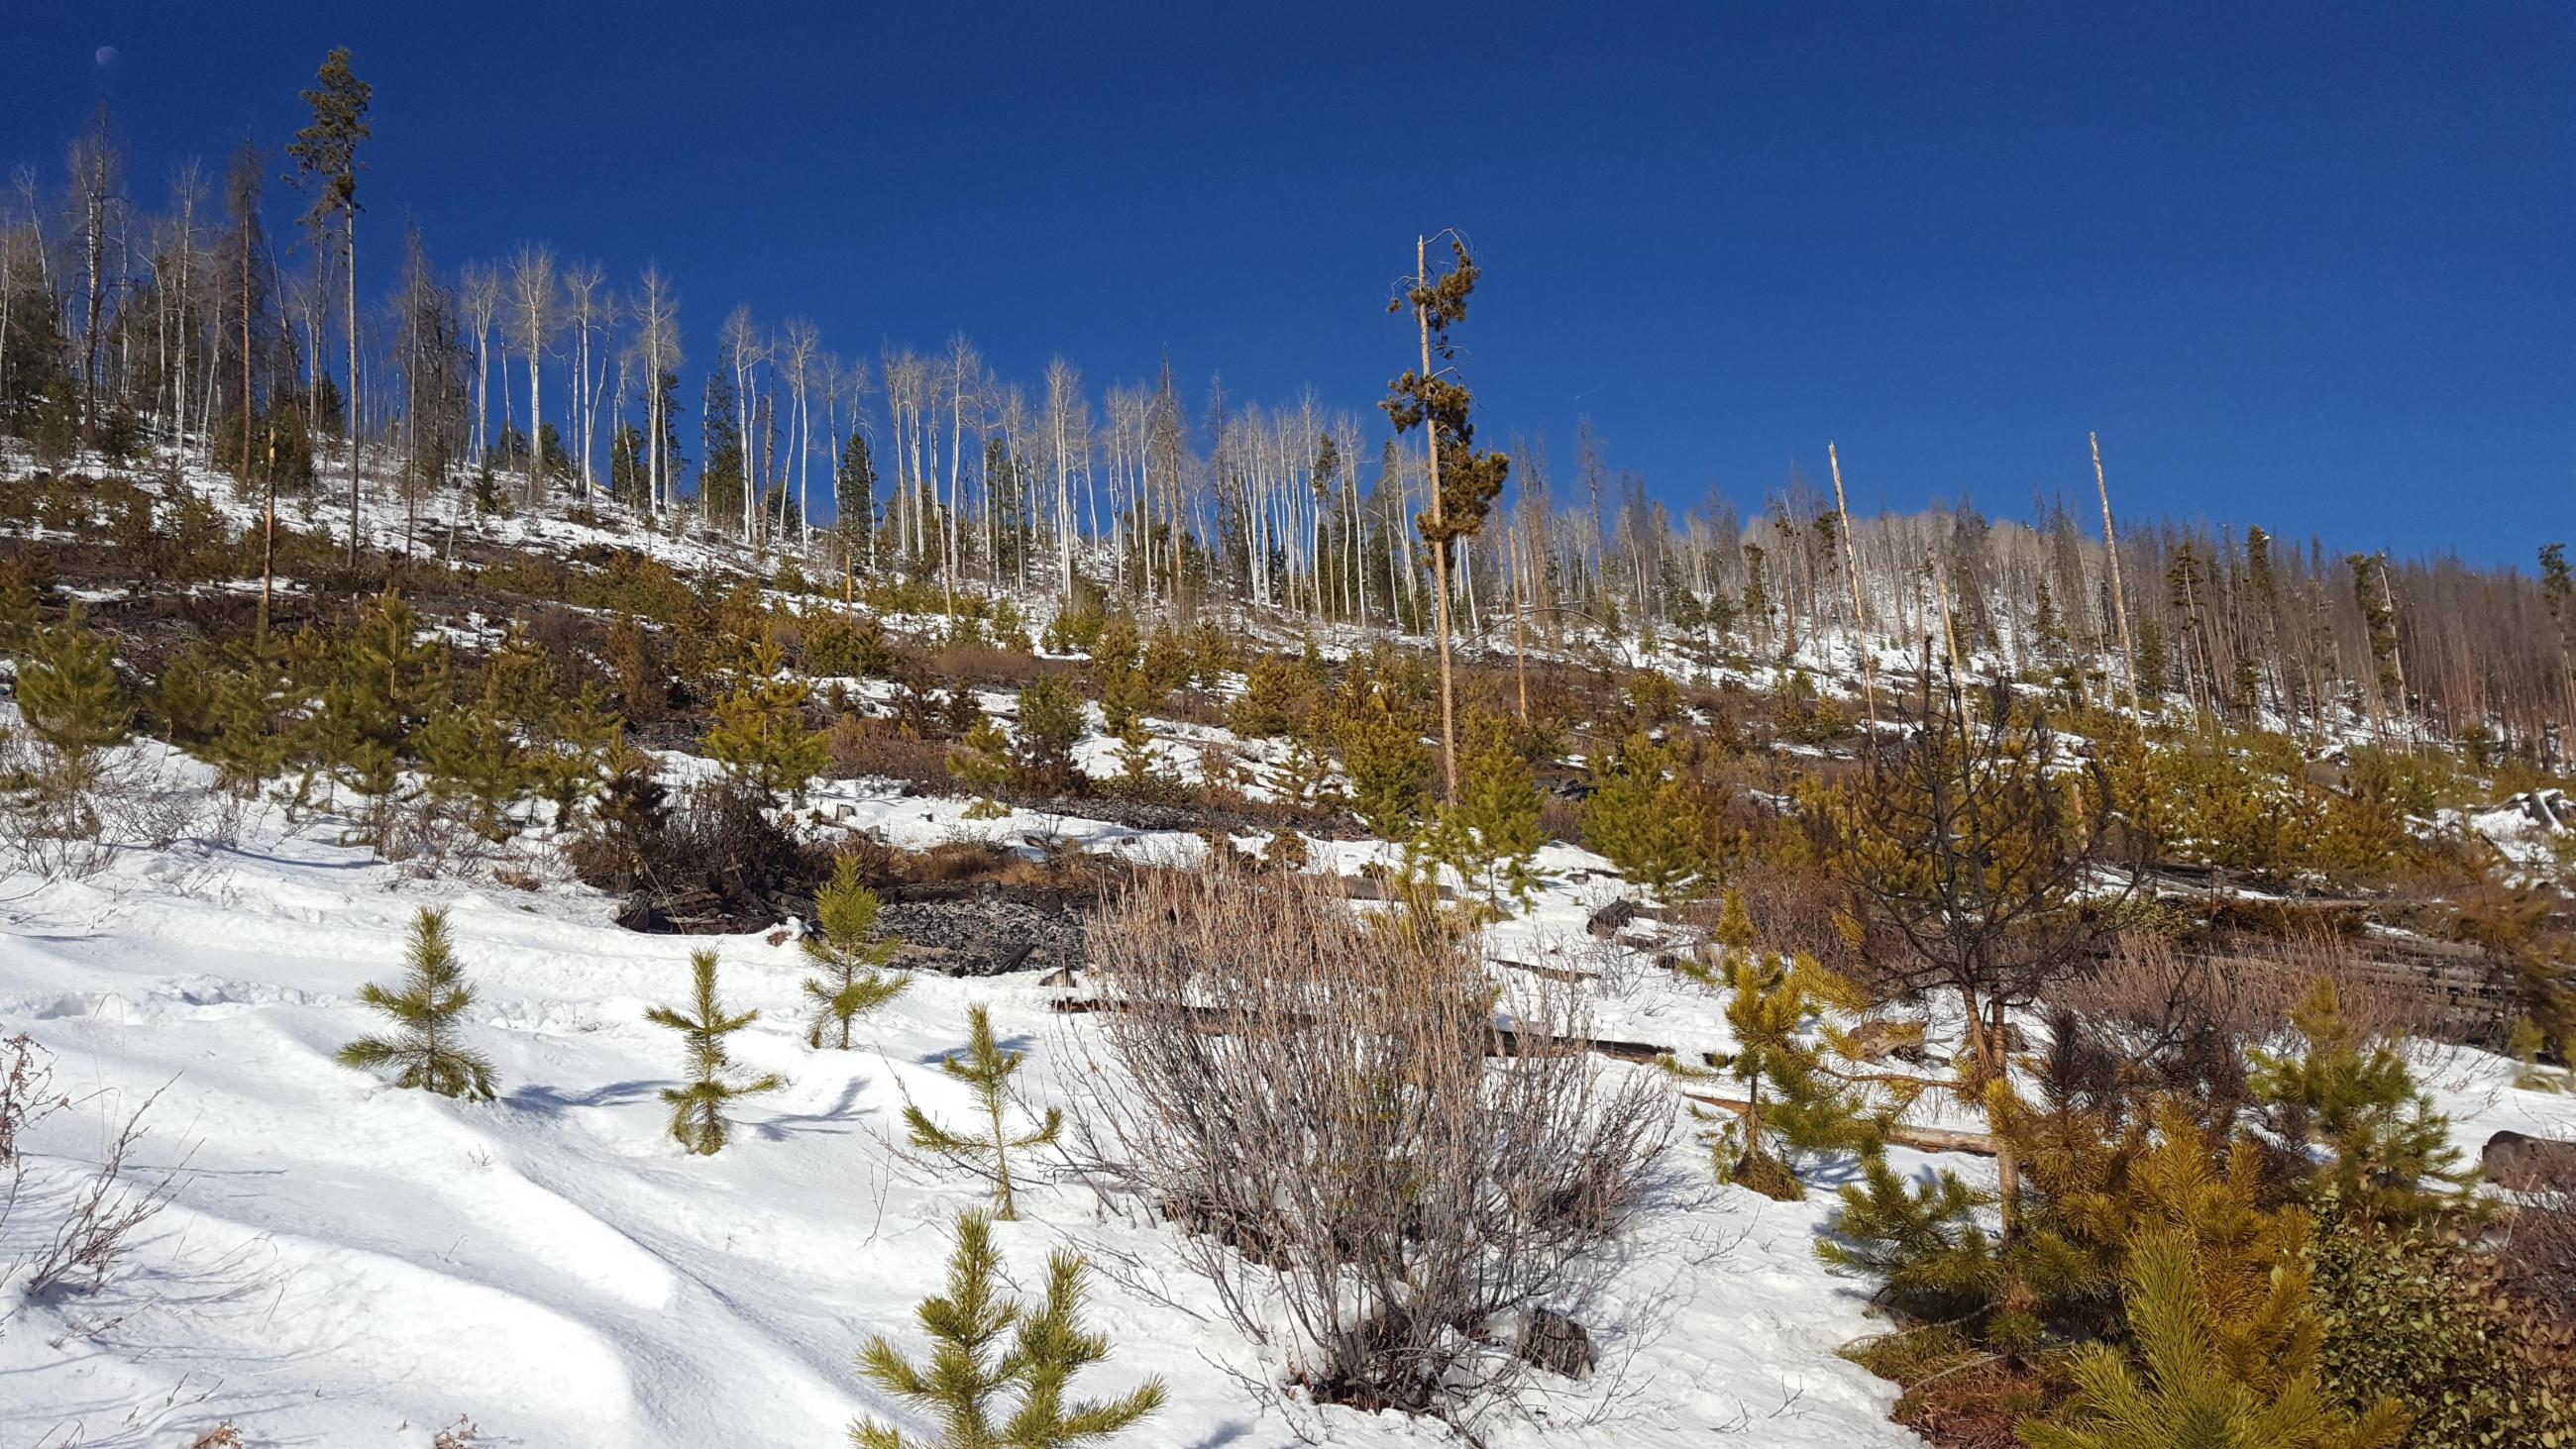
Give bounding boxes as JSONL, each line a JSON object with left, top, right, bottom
{"left": 0, "top": 746, "right": 1942, "bottom": 1449}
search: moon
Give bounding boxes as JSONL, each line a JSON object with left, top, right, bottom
{"left": 95, "top": 46, "right": 118, "bottom": 65}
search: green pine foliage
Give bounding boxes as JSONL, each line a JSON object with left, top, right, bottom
{"left": 1334, "top": 684, "right": 1431, "bottom": 838}
{"left": 336, "top": 907, "right": 496, "bottom": 1100}
{"left": 850, "top": 1210, "right": 1166, "bottom": 1449}
{"left": 704, "top": 635, "right": 828, "bottom": 802}
{"left": 1008, "top": 677, "right": 1085, "bottom": 796}
{"left": 905, "top": 1005, "right": 1062, "bottom": 1220}
{"left": 948, "top": 712, "right": 1015, "bottom": 819}
{"left": 1413, "top": 713, "right": 1546, "bottom": 913}
{"left": 804, "top": 854, "right": 910, "bottom": 1050}
{"left": 14, "top": 607, "right": 131, "bottom": 783}
{"left": 2249, "top": 978, "right": 2472, "bottom": 1224}
{"left": 1580, "top": 733, "right": 1713, "bottom": 902}
{"left": 1816, "top": 1155, "right": 2001, "bottom": 1325}
{"left": 1681, "top": 930, "right": 1895, "bottom": 1201}
{"left": 2019, "top": 1228, "right": 2408, "bottom": 1449}
{"left": 647, "top": 949, "right": 786, "bottom": 1155}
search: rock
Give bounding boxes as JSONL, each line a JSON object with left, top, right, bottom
{"left": 1586, "top": 898, "right": 1641, "bottom": 940}
{"left": 1512, "top": 1308, "right": 1594, "bottom": 1380}
{"left": 2484, "top": 1130, "right": 2576, "bottom": 1190}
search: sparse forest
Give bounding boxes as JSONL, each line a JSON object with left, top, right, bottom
{"left": 0, "top": 47, "right": 2568, "bottom": 1449}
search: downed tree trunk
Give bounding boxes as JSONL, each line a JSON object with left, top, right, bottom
{"left": 1678, "top": 1090, "right": 1997, "bottom": 1158}
{"left": 1050, "top": 997, "right": 1997, "bottom": 1155}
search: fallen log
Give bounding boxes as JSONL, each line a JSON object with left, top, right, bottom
{"left": 1678, "top": 1089, "right": 1997, "bottom": 1158}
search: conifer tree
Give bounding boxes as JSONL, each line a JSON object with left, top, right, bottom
{"left": 851, "top": 1210, "right": 1166, "bottom": 1449}
{"left": 1413, "top": 713, "right": 1545, "bottom": 913}
{"left": 904, "top": 1005, "right": 1061, "bottom": 1220}
{"left": 286, "top": 47, "right": 372, "bottom": 567}
{"left": 1335, "top": 685, "right": 1431, "bottom": 839}
{"left": 1383, "top": 236, "right": 1509, "bottom": 803}
{"left": 2248, "top": 978, "right": 2470, "bottom": 1224}
{"left": 1680, "top": 934, "right": 1897, "bottom": 1201}
{"left": 804, "top": 854, "right": 910, "bottom": 1049}
{"left": 704, "top": 634, "right": 828, "bottom": 802}
{"left": 1580, "top": 733, "right": 1712, "bottom": 902}
{"left": 2019, "top": 1226, "right": 2408, "bottom": 1449}
{"left": 14, "top": 608, "right": 131, "bottom": 789}
{"left": 948, "top": 709, "right": 1015, "bottom": 820}
{"left": 336, "top": 907, "right": 496, "bottom": 1100}
{"left": 647, "top": 949, "right": 785, "bottom": 1156}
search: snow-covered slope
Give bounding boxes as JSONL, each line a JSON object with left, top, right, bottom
{"left": 0, "top": 760, "right": 1933, "bottom": 1449}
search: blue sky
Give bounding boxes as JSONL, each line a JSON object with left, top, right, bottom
{"left": 4, "top": 2, "right": 2568, "bottom": 563}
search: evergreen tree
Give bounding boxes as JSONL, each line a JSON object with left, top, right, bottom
{"left": 1382, "top": 236, "right": 1509, "bottom": 804}
{"left": 14, "top": 608, "right": 131, "bottom": 787}
{"left": 2019, "top": 1227, "right": 2407, "bottom": 1449}
{"left": 904, "top": 1005, "right": 1062, "bottom": 1221}
{"left": 1413, "top": 713, "right": 1546, "bottom": 913}
{"left": 1679, "top": 930, "right": 1897, "bottom": 1201}
{"left": 803, "top": 854, "right": 910, "bottom": 1049}
{"left": 336, "top": 907, "right": 496, "bottom": 1100}
{"left": 851, "top": 1210, "right": 1166, "bottom": 1449}
{"left": 646, "top": 948, "right": 785, "bottom": 1156}
{"left": 286, "top": 47, "right": 372, "bottom": 567}
{"left": 2248, "top": 978, "right": 2471, "bottom": 1224}
{"left": 1579, "top": 733, "right": 1712, "bottom": 902}
{"left": 1334, "top": 684, "right": 1432, "bottom": 839}
{"left": 1008, "top": 677, "right": 1085, "bottom": 796}
{"left": 703, "top": 635, "right": 827, "bottom": 802}
{"left": 948, "top": 710, "right": 1015, "bottom": 820}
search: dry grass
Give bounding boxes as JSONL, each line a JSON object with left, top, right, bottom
{"left": 1070, "top": 862, "right": 1671, "bottom": 1429}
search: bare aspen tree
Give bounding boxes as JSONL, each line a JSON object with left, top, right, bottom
{"left": 633, "top": 265, "right": 680, "bottom": 516}
{"left": 779, "top": 318, "right": 818, "bottom": 552}
{"left": 506, "top": 244, "right": 555, "bottom": 503}
{"left": 562, "top": 259, "right": 604, "bottom": 500}
{"left": 458, "top": 261, "right": 497, "bottom": 466}
{"left": 67, "top": 108, "right": 122, "bottom": 456}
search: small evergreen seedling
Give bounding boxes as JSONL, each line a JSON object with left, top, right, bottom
{"left": 851, "top": 1210, "right": 1166, "bottom": 1449}
{"left": 337, "top": 907, "right": 497, "bottom": 1100}
{"left": 905, "top": 1005, "right": 1061, "bottom": 1220}
{"left": 2248, "top": 977, "right": 2471, "bottom": 1224}
{"left": 15, "top": 608, "right": 131, "bottom": 790}
{"left": 805, "top": 854, "right": 910, "bottom": 1049}
{"left": 647, "top": 949, "right": 786, "bottom": 1155}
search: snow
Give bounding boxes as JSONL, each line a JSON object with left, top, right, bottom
{"left": 0, "top": 749, "right": 1929, "bottom": 1449}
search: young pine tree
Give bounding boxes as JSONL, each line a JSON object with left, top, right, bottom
{"left": 647, "top": 949, "right": 786, "bottom": 1155}
{"left": 704, "top": 635, "right": 828, "bottom": 803}
{"left": 1413, "top": 714, "right": 1546, "bottom": 914}
{"left": 1580, "top": 733, "right": 1713, "bottom": 903}
{"left": 948, "top": 710, "right": 1015, "bottom": 820}
{"left": 851, "top": 1210, "right": 1166, "bottom": 1449}
{"left": 336, "top": 907, "right": 496, "bottom": 1100}
{"left": 803, "top": 854, "right": 910, "bottom": 1050}
{"left": 905, "top": 1005, "right": 1062, "bottom": 1220}
{"left": 2019, "top": 1227, "right": 2408, "bottom": 1449}
{"left": 1678, "top": 932, "right": 1898, "bottom": 1202}
{"left": 2248, "top": 978, "right": 2471, "bottom": 1225}
{"left": 14, "top": 609, "right": 131, "bottom": 791}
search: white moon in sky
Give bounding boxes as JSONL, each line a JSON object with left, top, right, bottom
{"left": 95, "top": 46, "right": 118, "bottom": 65}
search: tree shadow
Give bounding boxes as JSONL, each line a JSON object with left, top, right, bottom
{"left": 505, "top": 1078, "right": 659, "bottom": 1114}
{"left": 754, "top": 1076, "right": 869, "bottom": 1139}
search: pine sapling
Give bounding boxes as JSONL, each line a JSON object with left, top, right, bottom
{"left": 2248, "top": 977, "right": 2472, "bottom": 1223}
{"left": 852, "top": 1210, "right": 1166, "bottom": 1449}
{"left": 647, "top": 949, "right": 785, "bottom": 1155}
{"left": 337, "top": 907, "right": 496, "bottom": 1100}
{"left": 904, "top": 1005, "right": 1061, "bottom": 1220}
{"left": 805, "top": 854, "right": 910, "bottom": 1049}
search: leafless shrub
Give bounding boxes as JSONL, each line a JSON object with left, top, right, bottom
{"left": 2502, "top": 1152, "right": 2576, "bottom": 1308}
{"left": 189, "top": 1423, "right": 245, "bottom": 1449}
{"left": 430, "top": 1415, "right": 483, "bottom": 1449}
{"left": 20, "top": 1083, "right": 187, "bottom": 1297}
{"left": 2054, "top": 930, "right": 2459, "bottom": 1065}
{"left": 1071, "top": 862, "right": 1672, "bottom": 1430}
{"left": 0, "top": 1034, "right": 72, "bottom": 1174}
